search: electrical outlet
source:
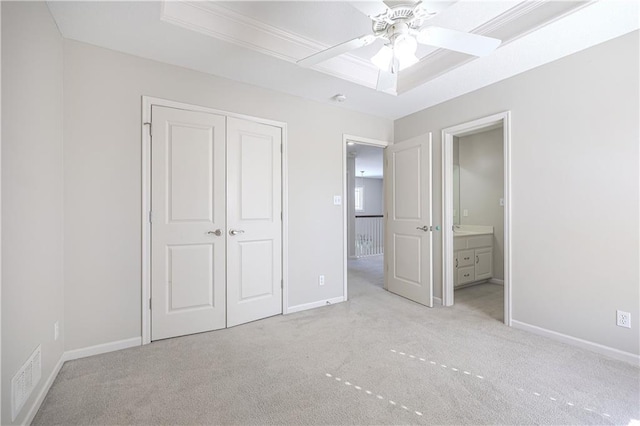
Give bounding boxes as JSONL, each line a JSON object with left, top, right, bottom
{"left": 319, "top": 275, "right": 325, "bottom": 286}
{"left": 616, "top": 310, "right": 631, "bottom": 328}
{"left": 54, "top": 321, "right": 59, "bottom": 341}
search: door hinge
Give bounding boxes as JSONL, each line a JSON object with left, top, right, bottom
{"left": 148, "top": 211, "right": 152, "bottom": 223}
{"left": 144, "top": 122, "right": 152, "bottom": 137}
{"left": 280, "top": 144, "right": 283, "bottom": 153}
{"left": 281, "top": 279, "right": 283, "bottom": 289}
{"left": 281, "top": 211, "right": 283, "bottom": 221}
{"left": 149, "top": 298, "right": 152, "bottom": 310}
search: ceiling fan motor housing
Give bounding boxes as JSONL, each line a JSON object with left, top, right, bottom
{"left": 372, "top": 3, "right": 434, "bottom": 38}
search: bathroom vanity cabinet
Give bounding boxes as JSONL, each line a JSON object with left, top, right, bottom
{"left": 454, "top": 233, "right": 493, "bottom": 287}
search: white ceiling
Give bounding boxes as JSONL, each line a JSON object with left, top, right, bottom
{"left": 349, "top": 143, "right": 385, "bottom": 178}
{"left": 47, "top": 1, "right": 639, "bottom": 120}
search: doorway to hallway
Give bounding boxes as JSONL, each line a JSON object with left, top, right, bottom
{"left": 342, "top": 135, "right": 388, "bottom": 301}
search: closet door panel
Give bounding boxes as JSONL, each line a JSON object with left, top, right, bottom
{"left": 226, "top": 117, "right": 282, "bottom": 327}
{"left": 150, "top": 106, "right": 226, "bottom": 340}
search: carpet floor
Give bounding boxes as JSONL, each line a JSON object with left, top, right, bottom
{"left": 34, "top": 256, "right": 639, "bottom": 425}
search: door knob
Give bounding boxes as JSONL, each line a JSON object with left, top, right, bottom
{"left": 207, "top": 229, "right": 222, "bottom": 236}
{"left": 229, "top": 229, "right": 245, "bottom": 236}
{"left": 416, "top": 226, "right": 430, "bottom": 232}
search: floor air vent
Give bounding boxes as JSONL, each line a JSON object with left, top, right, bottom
{"left": 11, "top": 345, "right": 42, "bottom": 421}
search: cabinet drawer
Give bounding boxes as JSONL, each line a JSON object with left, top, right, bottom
{"left": 457, "top": 249, "right": 474, "bottom": 267}
{"left": 457, "top": 266, "right": 475, "bottom": 285}
{"left": 467, "top": 235, "right": 492, "bottom": 249}
{"left": 454, "top": 234, "right": 492, "bottom": 250}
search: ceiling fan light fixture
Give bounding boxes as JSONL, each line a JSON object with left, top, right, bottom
{"left": 371, "top": 45, "right": 393, "bottom": 70}
{"left": 393, "top": 33, "right": 417, "bottom": 58}
{"left": 395, "top": 49, "right": 419, "bottom": 70}
{"left": 393, "top": 33, "right": 419, "bottom": 70}
{"left": 415, "top": 27, "right": 432, "bottom": 45}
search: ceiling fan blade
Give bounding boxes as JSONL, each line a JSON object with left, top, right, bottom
{"left": 297, "top": 35, "right": 377, "bottom": 68}
{"left": 417, "top": 26, "right": 501, "bottom": 57}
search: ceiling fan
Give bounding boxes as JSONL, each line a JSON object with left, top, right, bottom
{"left": 296, "top": 1, "right": 502, "bottom": 93}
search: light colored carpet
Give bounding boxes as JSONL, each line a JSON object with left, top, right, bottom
{"left": 34, "top": 256, "right": 639, "bottom": 425}
{"left": 454, "top": 281, "right": 504, "bottom": 323}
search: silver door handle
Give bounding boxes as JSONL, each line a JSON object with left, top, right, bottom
{"left": 229, "top": 229, "right": 245, "bottom": 236}
{"left": 416, "top": 226, "right": 430, "bottom": 232}
{"left": 207, "top": 229, "right": 222, "bottom": 236}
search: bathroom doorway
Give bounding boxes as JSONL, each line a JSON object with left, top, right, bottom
{"left": 442, "top": 112, "right": 512, "bottom": 326}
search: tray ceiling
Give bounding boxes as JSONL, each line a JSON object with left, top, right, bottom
{"left": 47, "top": 1, "right": 639, "bottom": 119}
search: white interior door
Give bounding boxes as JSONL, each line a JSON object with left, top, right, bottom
{"left": 151, "top": 106, "right": 226, "bottom": 340}
{"left": 226, "top": 117, "right": 282, "bottom": 327}
{"left": 385, "top": 133, "right": 433, "bottom": 307}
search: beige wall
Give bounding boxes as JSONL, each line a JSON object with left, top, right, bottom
{"left": 358, "top": 178, "right": 384, "bottom": 216}
{"left": 395, "top": 31, "right": 639, "bottom": 355}
{"left": 458, "top": 128, "right": 504, "bottom": 279}
{"left": 1, "top": 2, "right": 65, "bottom": 424}
{"left": 63, "top": 40, "right": 393, "bottom": 350}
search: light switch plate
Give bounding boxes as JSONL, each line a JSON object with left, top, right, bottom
{"left": 333, "top": 195, "right": 342, "bottom": 205}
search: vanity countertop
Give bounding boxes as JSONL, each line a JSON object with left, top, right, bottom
{"left": 453, "top": 225, "right": 494, "bottom": 237}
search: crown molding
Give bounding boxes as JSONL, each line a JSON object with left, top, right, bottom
{"left": 161, "top": 0, "right": 594, "bottom": 95}
{"left": 398, "top": 0, "right": 591, "bottom": 93}
{"left": 160, "top": 0, "right": 379, "bottom": 88}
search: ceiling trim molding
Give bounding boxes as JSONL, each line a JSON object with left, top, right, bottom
{"left": 475, "top": 0, "right": 548, "bottom": 35}
{"left": 160, "top": 0, "right": 379, "bottom": 88}
{"left": 398, "top": 0, "right": 592, "bottom": 93}
{"left": 160, "top": 0, "right": 596, "bottom": 95}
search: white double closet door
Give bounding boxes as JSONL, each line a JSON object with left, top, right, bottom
{"left": 151, "top": 106, "right": 282, "bottom": 341}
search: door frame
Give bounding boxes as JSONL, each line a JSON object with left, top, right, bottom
{"left": 342, "top": 134, "right": 389, "bottom": 301}
{"left": 441, "top": 111, "right": 512, "bottom": 326}
{"left": 141, "top": 96, "right": 289, "bottom": 345}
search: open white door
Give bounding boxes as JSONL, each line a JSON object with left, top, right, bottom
{"left": 385, "top": 133, "right": 433, "bottom": 307}
{"left": 226, "top": 117, "right": 282, "bottom": 327}
{"left": 151, "top": 106, "right": 227, "bottom": 340}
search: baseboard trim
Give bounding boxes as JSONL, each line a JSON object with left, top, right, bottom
{"left": 489, "top": 278, "right": 504, "bottom": 285}
{"left": 21, "top": 337, "right": 142, "bottom": 425}
{"left": 63, "top": 337, "right": 142, "bottom": 362}
{"left": 287, "top": 296, "right": 345, "bottom": 314}
{"left": 22, "top": 354, "right": 65, "bottom": 425}
{"left": 511, "top": 320, "right": 639, "bottom": 366}
{"left": 433, "top": 296, "right": 443, "bottom": 306}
